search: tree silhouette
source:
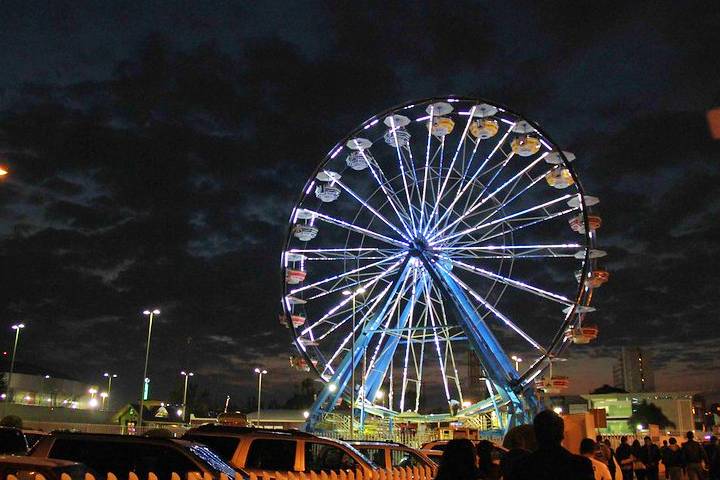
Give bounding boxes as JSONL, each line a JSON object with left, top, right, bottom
{"left": 627, "top": 400, "right": 675, "bottom": 429}
{"left": 591, "top": 384, "right": 627, "bottom": 394}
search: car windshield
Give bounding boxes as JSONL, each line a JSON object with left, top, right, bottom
{"left": 327, "top": 439, "right": 379, "bottom": 469}
{"left": 187, "top": 443, "right": 242, "bottom": 478}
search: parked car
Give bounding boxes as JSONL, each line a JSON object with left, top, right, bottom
{"left": 0, "top": 455, "right": 88, "bottom": 480}
{"left": 29, "top": 432, "right": 246, "bottom": 480}
{"left": 182, "top": 425, "right": 378, "bottom": 477}
{"left": 0, "top": 427, "right": 28, "bottom": 455}
{"left": 346, "top": 440, "right": 435, "bottom": 470}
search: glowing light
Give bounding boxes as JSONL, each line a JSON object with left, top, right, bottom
{"left": 89, "top": 398, "right": 99, "bottom": 408}
{"left": 462, "top": 401, "right": 472, "bottom": 408}
{"left": 303, "top": 410, "right": 310, "bottom": 419}
{"left": 553, "top": 407, "right": 563, "bottom": 414}
{"left": 328, "top": 383, "right": 338, "bottom": 392}
{"left": 177, "top": 409, "right": 183, "bottom": 417}
{"left": 636, "top": 424, "right": 644, "bottom": 431}
{"left": 0, "top": 167, "right": 7, "bottom": 176}
{"left": 374, "top": 390, "right": 385, "bottom": 400}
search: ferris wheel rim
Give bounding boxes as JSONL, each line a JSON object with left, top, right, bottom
{"left": 280, "top": 96, "right": 598, "bottom": 418}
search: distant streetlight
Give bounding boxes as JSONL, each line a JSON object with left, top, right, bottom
{"left": 254, "top": 368, "right": 267, "bottom": 426}
{"left": 139, "top": 308, "right": 160, "bottom": 428}
{"left": 103, "top": 373, "right": 118, "bottom": 411}
{"left": 7, "top": 323, "right": 26, "bottom": 403}
{"left": 100, "top": 392, "right": 108, "bottom": 410}
{"left": 180, "top": 371, "right": 194, "bottom": 424}
{"left": 0, "top": 166, "right": 7, "bottom": 177}
{"left": 511, "top": 355, "right": 523, "bottom": 371}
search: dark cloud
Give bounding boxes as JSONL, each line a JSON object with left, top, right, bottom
{"left": 1, "top": 1, "right": 719, "bottom": 407}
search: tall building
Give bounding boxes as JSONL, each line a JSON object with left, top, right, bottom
{"left": 613, "top": 346, "right": 655, "bottom": 392}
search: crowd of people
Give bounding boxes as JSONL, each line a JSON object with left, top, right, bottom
{"left": 433, "top": 410, "right": 720, "bottom": 480}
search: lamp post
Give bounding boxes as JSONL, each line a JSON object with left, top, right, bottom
{"left": 253, "top": 368, "right": 267, "bottom": 426}
{"left": 180, "top": 371, "right": 194, "bottom": 424}
{"left": 511, "top": 355, "right": 523, "bottom": 371}
{"left": 7, "top": 323, "right": 26, "bottom": 403}
{"left": 103, "top": 373, "right": 117, "bottom": 411}
{"left": 139, "top": 309, "right": 160, "bottom": 428}
{"left": 342, "top": 286, "right": 365, "bottom": 438}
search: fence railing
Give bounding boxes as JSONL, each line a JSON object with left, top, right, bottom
{"left": 4, "top": 466, "right": 437, "bottom": 480}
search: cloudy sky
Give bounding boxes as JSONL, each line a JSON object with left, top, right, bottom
{"left": 1, "top": 1, "right": 719, "bottom": 409}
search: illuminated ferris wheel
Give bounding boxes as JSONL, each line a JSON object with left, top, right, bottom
{"left": 280, "top": 97, "right": 607, "bottom": 431}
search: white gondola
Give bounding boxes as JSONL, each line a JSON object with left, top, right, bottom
{"left": 567, "top": 195, "right": 599, "bottom": 208}
{"left": 545, "top": 150, "right": 576, "bottom": 165}
{"left": 293, "top": 224, "right": 318, "bottom": 241}
{"left": 383, "top": 115, "right": 411, "bottom": 148}
{"left": 315, "top": 184, "right": 341, "bottom": 202}
{"left": 346, "top": 149, "right": 374, "bottom": 170}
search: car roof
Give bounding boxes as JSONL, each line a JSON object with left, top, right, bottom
{"left": 45, "top": 432, "right": 189, "bottom": 445}
{"left": 186, "top": 424, "right": 317, "bottom": 437}
{"left": 0, "top": 456, "right": 81, "bottom": 468}
{"left": 346, "top": 440, "right": 407, "bottom": 448}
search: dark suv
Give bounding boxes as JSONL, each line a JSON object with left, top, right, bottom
{"left": 29, "top": 433, "right": 246, "bottom": 479}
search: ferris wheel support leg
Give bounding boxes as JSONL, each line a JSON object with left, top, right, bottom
{"left": 420, "top": 253, "right": 539, "bottom": 430}
{"left": 303, "top": 262, "right": 412, "bottom": 432}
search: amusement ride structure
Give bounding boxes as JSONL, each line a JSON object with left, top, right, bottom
{"left": 279, "top": 97, "right": 608, "bottom": 433}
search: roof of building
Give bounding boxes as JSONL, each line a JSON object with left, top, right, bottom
{"left": 0, "top": 359, "right": 78, "bottom": 381}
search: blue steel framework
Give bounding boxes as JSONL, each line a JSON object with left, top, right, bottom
{"left": 280, "top": 97, "right": 601, "bottom": 433}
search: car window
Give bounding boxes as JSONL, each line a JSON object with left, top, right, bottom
{"left": 356, "top": 448, "right": 386, "bottom": 468}
{"left": 184, "top": 434, "right": 240, "bottom": 462}
{"left": 50, "top": 438, "right": 129, "bottom": 476}
{"left": 245, "top": 439, "right": 296, "bottom": 471}
{"left": 391, "top": 449, "right": 425, "bottom": 468}
{"left": 304, "top": 442, "right": 358, "bottom": 473}
{"left": 187, "top": 443, "right": 239, "bottom": 478}
{"left": 0, "top": 429, "right": 29, "bottom": 454}
{"left": 49, "top": 439, "right": 200, "bottom": 479}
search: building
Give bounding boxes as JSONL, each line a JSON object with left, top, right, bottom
{"left": 0, "top": 360, "right": 99, "bottom": 409}
{"left": 583, "top": 391, "right": 694, "bottom": 434}
{"left": 613, "top": 347, "right": 655, "bottom": 393}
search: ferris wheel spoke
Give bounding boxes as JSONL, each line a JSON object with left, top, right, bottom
{"left": 434, "top": 194, "right": 575, "bottom": 246}
{"left": 298, "top": 257, "right": 406, "bottom": 336}
{"left": 432, "top": 125, "right": 515, "bottom": 232}
{"left": 352, "top": 143, "right": 415, "bottom": 238}
{"left": 290, "top": 247, "right": 402, "bottom": 262}
{"left": 319, "top": 267, "right": 412, "bottom": 374}
{"left": 305, "top": 210, "right": 408, "bottom": 248}
{"left": 424, "top": 282, "right": 452, "bottom": 405}
{"left": 419, "top": 106, "right": 435, "bottom": 229}
{"left": 424, "top": 108, "right": 477, "bottom": 235}
{"left": 454, "top": 165, "right": 555, "bottom": 237}
{"left": 468, "top": 206, "right": 579, "bottom": 246}
{"left": 449, "top": 258, "right": 574, "bottom": 306}
{"left": 387, "top": 116, "right": 419, "bottom": 234}
{"left": 438, "top": 264, "right": 546, "bottom": 353}
{"left": 332, "top": 178, "right": 411, "bottom": 241}
{"left": 429, "top": 152, "right": 548, "bottom": 243}
{"left": 289, "top": 253, "right": 405, "bottom": 295}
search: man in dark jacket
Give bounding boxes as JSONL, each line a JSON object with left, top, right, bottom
{"left": 638, "top": 436, "right": 661, "bottom": 480}
{"left": 682, "top": 431, "right": 709, "bottom": 480}
{"left": 515, "top": 410, "right": 594, "bottom": 480}
{"left": 615, "top": 436, "right": 634, "bottom": 480}
{"left": 662, "top": 437, "right": 684, "bottom": 480}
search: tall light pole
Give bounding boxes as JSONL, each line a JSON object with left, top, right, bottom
{"left": 7, "top": 323, "right": 25, "bottom": 403}
{"left": 139, "top": 309, "right": 160, "bottom": 428}
{"left": 103, "top": 373, "right": 117, "bottom": 411}
{"left": 180, "top": 371, "right": 194, "bottom": 424}
{"left": 253, "top": 368, "right": 267, "bottom": 427}
{"left": 511, "top": 355, "right": 523, "bottom": 372}
{"left": 342, "top": 286, "right": 365, "bottom": 438}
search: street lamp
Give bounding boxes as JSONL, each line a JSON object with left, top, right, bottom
{"left": 139, "top": 308, "right": 160, "bottom": 428}
{"left": 7, "top": 323, "right": 26, "bottom": 403}
{"left": 253, "top": 368, "right": 267, "bottom": 426}
{"left": 100, "top": 392, "right": 108, "bottom": 410}
{"left": 103, "top": 373, "right": 117, "bottom": 411}
{"left": 511, "top": 355, "right": 523, "bottom": 371}
{"left": 180, "top": 371, "right": 194, "bottom": 424}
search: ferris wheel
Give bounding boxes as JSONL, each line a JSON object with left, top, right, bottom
{"left": 280, "top": 97, "right": 607, "bottom": 432}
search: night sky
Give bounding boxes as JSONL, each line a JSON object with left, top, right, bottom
{"left": 1, "top": 1, "right": 719, "bottom": 409}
